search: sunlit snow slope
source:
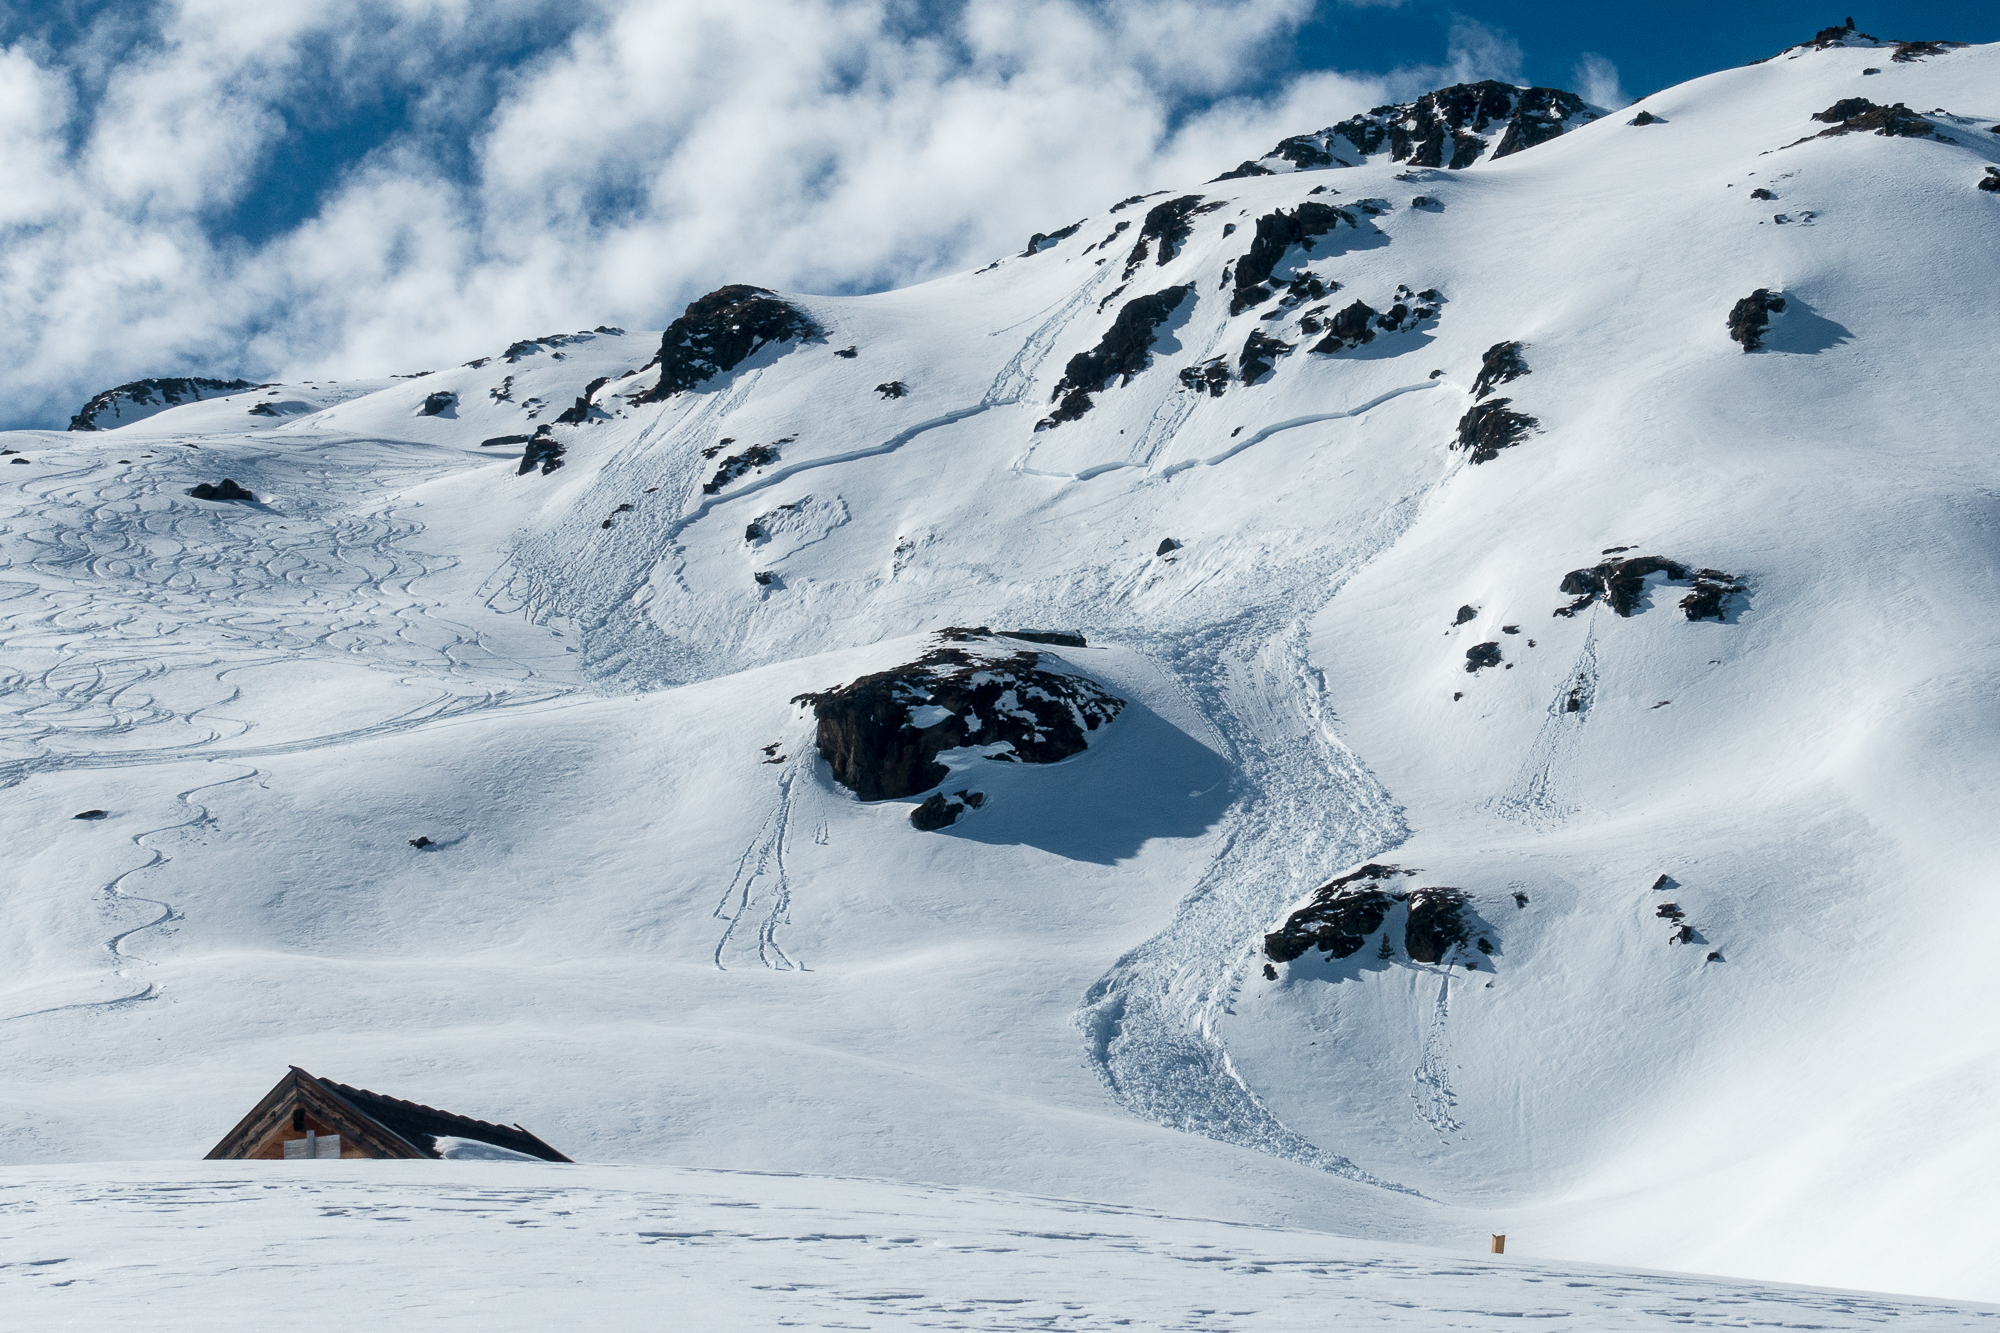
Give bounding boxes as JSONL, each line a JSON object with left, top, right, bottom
{"left": 2, "top": 30, "right": 1997, "bottom": 1310}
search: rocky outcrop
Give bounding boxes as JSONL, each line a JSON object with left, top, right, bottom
{"left": 1978, "top": 167, "right": 2000, "bottom": 194}
{"left": 1039, "top": 286, "right": 1193, "bottom": 428}
{"left": 1464, "top": 642, "right": 1502, "bottom": 672}
{"left": 1121, "top": 195, "right": 1220, "bottom": 277}
{"left": 420, "top": 391, "right": 456, "bottom": 417}
{"left": 1554, "top": 556, "right": 1744, "bottom": 619}
{"left": 1404, "top": 888, "right": 1472, "bottom": 963}
{"left": 1309, "top": 300, "right": 1379, "bottom": 353}
{"left": 1892, "top": 39, "right": 1967, "bottom": 61}
{"left": 702, "top": 442, "right": 782, "bottom": 494}
{"left": 910, "top": 789, "right": 985, "bottom": 831}
{"left": 186, "top": 479, "right": 255, "bottom": 501}
{"left": 1178, "top": 358, "right": 1229, "bottom": 397}
{"left": 1453, "top": 399, "right": 1538, "bottom": 463}
{"left": 1472, "top": 341, "right": 1529, "bottom": 399}
{"left": 1728, "top": 289, "right": 1787, "bottom": 350}
{"left": 1022, "top": 221, "right": 1083, "bottom": 256}
{"left": 875, "top": 381, "right": 908, "bottom": 399}
{"left": 1228, "top": 202, "right": 1354, "bottom": 313}
{"left": 1238, "top": 330, "right": 1295, "bottom": 386}
{"left": 642, "top": 285, "right": 823, "bottom": 401}
{"left": 1264, "top": 864, "right": 1411, "bottom": 963}
{"left": 1490, "top": 87, "right": 1598, "bottom": 157}
{"left": 795, "top": 634, "right": 1125, "bottom": 802}
{"left": 1265, "top": 865, "right": 1484, "bottom": 967}
{"left": 69, "top": 377, "right": 255, "bottom": 431}
{"left": 518, "top": 429, "right": 565, "bottom": 476}
{"left": 1808, "top": 98, "right": 1935, "bottom": 139}
{"left": 1235, "top": 82, "right": 1600, "bottom": 178}
{"left": 554, "top": 377, "right": 612, "bottom": 425}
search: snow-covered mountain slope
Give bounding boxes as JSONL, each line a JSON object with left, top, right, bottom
{"left": 3, "top": 28, "right": 1998, "bottom": 1311}
{"left": 6, "top": 1162, "right": 1996, "bottom": 1331}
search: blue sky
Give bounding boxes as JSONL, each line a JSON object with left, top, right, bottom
{"left": 1290, "top": 2, "right": 1997, "bottom": 102}
{"left": 0, "top": 1, "right": 1992, "bottom": 428}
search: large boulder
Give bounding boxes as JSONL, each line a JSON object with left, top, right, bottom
{"left": 642, "top": 286, "right": 822, "bottom": 401}
{"left": 795, "top": 633, "right": 1124, "bottom": 802}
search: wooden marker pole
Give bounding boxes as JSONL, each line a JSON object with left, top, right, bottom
{"left": 1490, "top": 1234, "right": 1506, "bottom": 1254}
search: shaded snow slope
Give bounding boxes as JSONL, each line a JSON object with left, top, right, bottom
{"left": 2, "top": 33, "right": 1998, "bottom": 1310}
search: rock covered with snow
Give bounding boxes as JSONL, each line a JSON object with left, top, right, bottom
{"left": 1222, "top": 81, "right": 1603, "bottom": 179}
{"left": 795, "top": 631, "right": 1123, "bottom": 802}
{"left": 68, "top": 376, "right": 256, "bottom": 430}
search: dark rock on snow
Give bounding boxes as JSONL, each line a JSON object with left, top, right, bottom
{"left": 795, "top": 634, "right": 1124, "bottom": 802}
{"left": 1238, "top": 330, "right": 1294, "bottom": 386}
{"left": 702, "top": 442, "right": 782, "bottom": 493}
{"left": 1264, "top": 864, "right": 1411, "bottom": 963}
{"left": 1122, "top": 196, "right": 1222, "bottom": 277}
{"left": 642, "top": 285, "right": 823, "bottom": 401}
{"left": 1404, "top": 888, "right": 1473, "bottom": 963}
{"left": 73, "top": 809, "right": 109, "bottom": 820}
{"left": 1309, "top": 300, "right": 1379, "bottom": 353}
{"left": 1472, "top": 341, "right": 1529, "bottom": 399}
{"left": 1453, "top": 604, "right": 1478, "bottom": 625}
{"left": 1554, "top": 556, "right": 1744, "bottom": 620}
{"left": 1265, "top": 865, "right": 1482, "bottom": 968}
{"left": 1464, "top": 642, "right": 1503, "bottom": 672}
{"left": 910, "top": 789, "right": 986, "bottom": 831}
{"left": 1979, "top": 168, "right": 2000, "bottom": 193}
{"left": 1628, "top": 110, "right": 1661, "bottom": 126}
{"left": 409, "top": 836, "right": 435, "bottom": 848}
{"left": 835, "top": 345, "right": 859, "bottom": 358}
{"left": 1809, "top": 98, "right": 1936, "bottom": 139}
{"left": 554, "top": 377, "right": 612, "bottom": 425}
{"left": 480, "top": 434, "right": 534, "bottom": 448}
{"left": 1453, "top": 399, "right": 1538, "bottom": 463}
{"left": 1229, "top": 202, "right": 1353, "bottom": 314}
{"left": 419, "top": 391, "right": 456, "bottom": 417}
{"left": 1178, "top": 358, "right": 1230, "bottom": 397}
{"left": 1022, "top": 221, "right": 1084, "bottom": 256}
{"left": 1750, "top": 187, "right": 1777, "bottom": 200}
{"left": 187, "top": 479, "right": 255, "bottom": 501}
{"left": 875, "top": 381, "right": 909, "bottom": 399}
{"left": 1157, "top": 538, "right": 1182, "bottom": 556}
{"left": 69, "top": 377, "right": 256, "bottom": 431}
{"left": 1890, "top": 40, "right": 1967, "bottom": 62}
{"left": 519, "top": 431, "right": 566, "bottom": 476}
{"left": 1727, "top": 288, "right": 1787, "bottom": 350}
{"left": 1039, "top": 285, "right": 1194, "bottom": 428}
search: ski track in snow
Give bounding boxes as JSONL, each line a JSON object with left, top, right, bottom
{"left": 0, "top": 438, "right": 572, "bottom": 789}
{"left": 712, "top": 760, "right": 803, "bottom": 971}
{"left": 1411, "top": 972, "right": 1466, "bottom": 1135}
{"left": 3, "top": 293, "right": 1456, "bottom": 1193}
{"left": 1494, "top": 625, "right": 1598, "bottom": 828}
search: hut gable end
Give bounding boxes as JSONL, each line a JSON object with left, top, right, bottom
{"left": 204, "top": 1067, "right": 572, "bottom": 1163}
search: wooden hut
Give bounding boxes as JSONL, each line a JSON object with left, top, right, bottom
{"left": 205, "top": 1066, "right": 572, "bottom": 1162}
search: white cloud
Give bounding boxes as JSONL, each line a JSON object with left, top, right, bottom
{"left": 1573, "top": 52, "right": 1628, "bottom": 110}
{"left": 0, "top": 0, "right": 1415, "bottom": 428}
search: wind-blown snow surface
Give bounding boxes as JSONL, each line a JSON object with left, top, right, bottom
{"left": 6, "top": 1163, "right": 1996, "bottom": 1330}
{"left": 2, "top": 35, "right": 1998, "bottom": 1316}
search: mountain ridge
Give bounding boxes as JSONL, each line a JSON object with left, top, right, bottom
{"left": 2, "top": 25, "right": 1998, "bottom": 1313}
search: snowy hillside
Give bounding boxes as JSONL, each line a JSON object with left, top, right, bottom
{"left": 6, "top": 1162, "right": 1997, "bottom": 1330}
{"left": 3, "top": 22, "right": 1999, "bottom": 1317}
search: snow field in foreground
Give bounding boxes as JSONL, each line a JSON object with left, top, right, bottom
{"left": 3, "top": 1162, "right": 1995, "bottom": 1331}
